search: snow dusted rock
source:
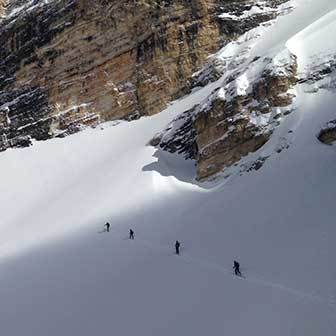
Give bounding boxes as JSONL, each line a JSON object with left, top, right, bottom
{"left": 191, "top": 0, "right": 292, "bottom": 87}
{"left": 150, "top": 0, "right": 297, "bottom": 179}
{"left": 149, "top": 108, "right": 197, "bottom": 160}
{"left": 0, "top": 86, "right": 51, "bottom": 150}
{"left": 297, "top": 57, "right": 336, "bottom": 146}
{"left": 299, "top": 53, "right": 336, "bottom": 94}
{"left": 318, "top": 120, "right": 336, "bottom": 145}
{"left": 194, "top": 50, "right": 297, "bottom": 180}
{"left": 153, "top": 4, "right": 298, "bottom": 180}
{"left": 239, "top": 155, "right": 269, "bottom": 173}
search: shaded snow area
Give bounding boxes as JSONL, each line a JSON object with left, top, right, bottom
{"left": 0, "top": 1, "right": 336, "bottom": 335}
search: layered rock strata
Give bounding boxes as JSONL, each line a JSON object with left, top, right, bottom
{"left": 0, "top": 0, "right": 224, "bottom": 147}
{"left": 153, "top": 51, "right": 297, "bottom": 179}
{"left": 0, "top": 0, "right": 292, "bottom": 150}
{"left": 195, "top": 52, "right": 297, "bottom": 179}
{"left": 152, "top": 0, "right": 297, "bottom": 180}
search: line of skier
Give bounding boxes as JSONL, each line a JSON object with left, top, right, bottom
{"left": 103, "top": 222, "right": 242, "bottom": 277}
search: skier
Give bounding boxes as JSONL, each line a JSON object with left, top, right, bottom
{"left": 129, "top": 229, "right": 134, "bottom": 240}
{"left": 175, "top": 240, "right": 181, "bottom": 255}
{"left": 233, "top": 260, "right": 241, "bottom": 276}
{"left": 104, "top": 222, "right": 110, "bottom": 232}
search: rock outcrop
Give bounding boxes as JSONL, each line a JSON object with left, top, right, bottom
{"left": 154, "top": 51, "right": 297, "bottom": 179}
{"left": 300, "top": 56, "right": 336, "bottom": 145}
{"left": 195, "top": 60, "right": 297, "bottom": 179}
{"left": 318, "top": 120, "right": 336, "bottom": 145}
{"left": 1, "top": 0, "right": 226, "bottom": 147}
{"left": 152, "top": 1, "right": 298, "bottom": 180}
{"left": 1, "top": 0, "right": 298, "bottom": 180}
{"left": 150, "top": 107, "right": 198, "bottom": 160}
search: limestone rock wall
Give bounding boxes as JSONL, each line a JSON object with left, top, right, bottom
{"left": 1, "top": 0, "right": 296, "bottom": 180}
{"left": 151, "top": 1, "right": 297, "bottom": 180}
{"left": 191, "top": 53, "right": 298, "bottom": 180}
{"left": 0, "top": 0, "right": 223, "bottom": 146}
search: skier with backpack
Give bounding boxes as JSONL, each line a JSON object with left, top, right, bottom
{"left": 129, "top": 229, "right": 134, "bottom": 240}
{"left": 175, "top": 240, "right": 181, "bottom": 255}
{"left": 233, "top": 260, "right": 241, "bottom": 276}
{"left": 104, "top": 222, "right": 110, "bottom": 232}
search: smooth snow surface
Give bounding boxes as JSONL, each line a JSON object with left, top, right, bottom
{"left": 0, "top": 1, "right": 336, "bottom": 335}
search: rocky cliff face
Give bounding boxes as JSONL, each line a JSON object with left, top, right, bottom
{"left": 1, "top": 0, "right": 296, "bottom": 180}
{"left": 0, "top": 0, "right": 225, "bottom": 147}
{"left": 194, "top": 51, "right": 297, "bottom": 179}
{"left": 153, "top": 50, "right": 297, "bottom": 180}
{"left": 151, "top": 0, "right": 297, "bottom": 180}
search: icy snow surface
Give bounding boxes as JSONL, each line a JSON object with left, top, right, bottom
{"left": 0, "top": 1, "right": 336, "bottom": 335}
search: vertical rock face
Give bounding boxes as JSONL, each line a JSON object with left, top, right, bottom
{"left": 194, "top": 52, "right": 297, "bottom": 179}
{"left": 152, "top": 51, "right": 297, "bottom": 180}
{"left": 0, "top": 0, "right": 224, "bottom": 146}
{"left": 0, "top": 0, "right": 296, "bottom": 180}
{"left": 151, "top": 1, "right": 297, "bottom": 180}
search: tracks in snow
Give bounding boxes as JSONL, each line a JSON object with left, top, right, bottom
{"left": 103, "top": 231, "right": 336, "bottom": 311}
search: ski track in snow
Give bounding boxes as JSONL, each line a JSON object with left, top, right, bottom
{"left": 106, "top": 230, "right": 336, "bottom": 312}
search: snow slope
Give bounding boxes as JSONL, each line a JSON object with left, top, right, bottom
{"left": 0, "top": 1, "right": 336, "bottom": 335}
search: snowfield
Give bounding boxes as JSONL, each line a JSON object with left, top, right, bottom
{"left": 0, "top": 0, "right": 336, "bottom": 335}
